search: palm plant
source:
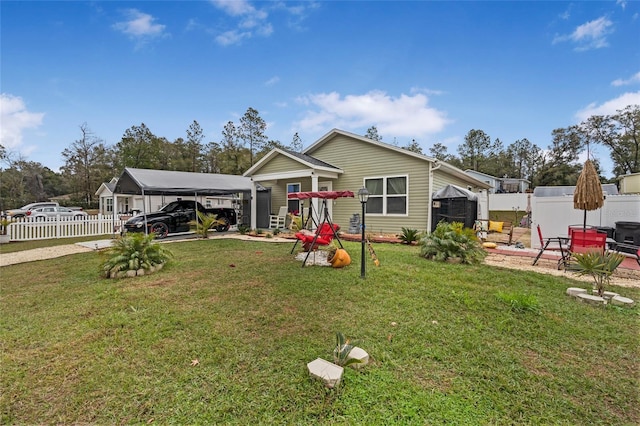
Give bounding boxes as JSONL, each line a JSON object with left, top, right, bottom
{"left": 190, "top": 211, "right": 225, "bottom": 239}
{"left": 398, "top": 227, "right": 420, "bottom": 244}
{"left": 101, "top": 233, "right": 173, "bottom": 278}
{"left": 572, "top": 250, "right": 625, "bottom": 296}
{"left": 420, "top": 221, "right": 486, "bottom": 264}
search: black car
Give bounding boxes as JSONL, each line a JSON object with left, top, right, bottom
{"left": 123, "top": 200, "right": 237, "bottom": 239}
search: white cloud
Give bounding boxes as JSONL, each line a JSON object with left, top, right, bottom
{"left": 575, "top": 91, "right": 640, "bottom": 121}
{"left": 265, "top": 76, "right": 280, "bottom": 87}
{"left": 211, "top": 0, "right": 271, "bottom": 45}
{"left": 294, "top": 91, "right": 450, "bottom": 138}
{"left": 617, "top": 0, "right": 627, "bottom": 10}
{"left": 113, "top": 9, "right": 167, "bottom": 45}
{"left": 212, "top": 0, "right": 257, "bottom": 17}
{"left": 215, "top": 30, "right": 251, "bottom": 46}
{"left": 0, "top": 94, "right": 45, "bottom": 151}
{"left": 553, "top": 16, "right": 614, "bottom": 51}
{"left": 410, "top": 86, "right": 445, "bottom": 96}
{"left": 611, "top": 71, "right": 640, "bottom": 86}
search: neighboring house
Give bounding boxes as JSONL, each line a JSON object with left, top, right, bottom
{"left": 95, "top": 178, "right": 131, "bottom": 215}
{"left": 618, "top": 172, "right": 640, "bottom": 194}
{"left": 243, "top": 129, "right": 491, "bottom": 234}
{"left": 464, "top": 170, "right": 530, "bottom": 194}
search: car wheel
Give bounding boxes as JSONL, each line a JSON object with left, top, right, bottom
{"left": 215, "top": 217, "right": 230, "bottom": 232}
{"left": 151, "top": 222, "right": 169, "bottom": 239}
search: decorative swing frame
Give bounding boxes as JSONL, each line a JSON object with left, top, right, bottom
{"left": 287, "top": 191, "right": 355, "bottom": 267}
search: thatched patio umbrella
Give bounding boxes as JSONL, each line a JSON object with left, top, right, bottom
{"left": 573, "top": 159, "right": 604, "bottom": 229}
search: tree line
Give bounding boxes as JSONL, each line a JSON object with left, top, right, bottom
{"left": 1, "top": 105, "right": 638, "bottom": 210}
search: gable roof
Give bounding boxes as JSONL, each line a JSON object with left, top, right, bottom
{"left": 243, "top": 148, "right": 342, "bottom": 177}
{"left": 465, "top": 169, "right": 530, "bottom": 184}
{"left": 305, "top": 129, "right": 491, "bottom": 189}
{"left": 114, "top": 167, "right": 254, "bottom": 196}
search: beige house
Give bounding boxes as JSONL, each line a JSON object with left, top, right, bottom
{"left": 618, "top": 172, "right": 640, "bottom": 194}
{"left": 244, "top": 129, "right": 491, "bottom": 234}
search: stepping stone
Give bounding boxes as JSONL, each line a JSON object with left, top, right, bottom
{"left": 307, "top": 358, "right": 343, "bottom": 388}
{"left": 566, "top": 287, "right": 588, "bottom": 297}
{"left": 611, "top": 295, "right": 635, "bottom": 307}
{"left": 347, "top": 346, "right": 369, "bottom": 368}
{"left": 576, "top": 293, "right": 606, "bottom": 306}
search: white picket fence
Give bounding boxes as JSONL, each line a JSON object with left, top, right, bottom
{"left": 6, "top": 215, "right": 127, "bottom": 241}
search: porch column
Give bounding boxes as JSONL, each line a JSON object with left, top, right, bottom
{"left": 250, "top": 182, "right": 257, "bottom": 230}
{"left": 311, "top": 175, "right": 319, "bottom": 227}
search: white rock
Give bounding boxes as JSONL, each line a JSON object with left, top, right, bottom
{"left": 136, "top": 269, "right": 145, "bottom": 276}
{"left": 126, "top": 270, "right": 137, "bottom": 278}
{"left": 576, "top": 293, "right": 606, "bottom": 306}
{"left": 566, "top": 287, "right": 588, "bottom": 297}
{"left": 347, "top": 346, "right": 369, "bottom": 368}
{"left": 611, "top": 295, "right": 635, "bottom": 307}
{"left": 307, "top": 358, "right": 343, "bottom": 388}
{"left": 591, "top": 290, "right": 619, "bottom": 300}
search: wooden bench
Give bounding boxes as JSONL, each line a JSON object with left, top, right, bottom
{"left": 474, "top": 220, "right": 514, "bottom": 246}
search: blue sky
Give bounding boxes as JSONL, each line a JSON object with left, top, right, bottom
{"left": 2, "top": 1, "right": 639, "bottom": 179}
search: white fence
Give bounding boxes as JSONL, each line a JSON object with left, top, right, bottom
{"left": 531, "top": 194, "right": 640, "bottom": 248}
{"left": 6, "top": 215, "right": 127, "bottom": 241}
{"left": 488, "top": 193, "right": 530, "bottom": 212}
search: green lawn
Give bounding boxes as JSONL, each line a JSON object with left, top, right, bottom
{"left": 1, "top": 239, "right": 638, "bottom": 425}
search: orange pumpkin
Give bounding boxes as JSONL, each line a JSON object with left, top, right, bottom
{"left": 329, "top": 248, "right": 351, "bottom": 268}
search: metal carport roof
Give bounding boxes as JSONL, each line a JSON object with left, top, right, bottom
{"left": 114, "top": 168, "right": 255, "bottom": 196}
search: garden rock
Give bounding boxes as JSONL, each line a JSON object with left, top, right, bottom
{"left": 307, "top": 358, "right": 343, "bottom": 388}
{"left": 347, "top": 346, "right": 369, "bottom": 368}
{"left": 592, "top": 290, "right": 619, "bottom": 300}
{"left": 566, "top": 287, "right": 588, "bottom": 297}
{"left": 611, "top": 295, "right": 635, "bottom": 307}
{"left": 576, "top": 293, "right": 606, "bottom": 306}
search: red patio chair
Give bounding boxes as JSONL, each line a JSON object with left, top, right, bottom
{"left": 295, "top": 223, "right": 340, "bottom": 251}
{"left": 532, "top": 224, "right": 567, "bottom": 267}
{"left": 560, "top": 229, "right": 607, "bottom": 269}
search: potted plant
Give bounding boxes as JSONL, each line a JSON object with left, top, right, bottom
{"left": 0, "top": 217, "right": 12, "bottom": 244}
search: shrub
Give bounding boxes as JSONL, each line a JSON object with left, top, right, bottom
{"left": 398, "top": 227, "right": 420, "bottom": 244}
{"left": 237, "top": 224, "right": 251, "bottom": 235}
{"left": 101, "top": 233, "right": 173, "bottom": 278}
{"left": 419, "top": 221, "right": 486, "bottom": 264}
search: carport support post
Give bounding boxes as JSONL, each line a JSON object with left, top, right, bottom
{"left": 142, "top": 188, "right": 147, "bottom": 235}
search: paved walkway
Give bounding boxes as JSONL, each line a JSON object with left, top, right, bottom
{"left": 0, "top": 233, "right": 293, "bottom": 267}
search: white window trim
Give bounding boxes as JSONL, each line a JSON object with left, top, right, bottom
{"left": 287, "top": 182, "right": 301, "bottom": 212}
{"left": 364, "top": 175, "right": 409, "bottom": 216}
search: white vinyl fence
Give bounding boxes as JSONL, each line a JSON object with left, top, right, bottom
{"left": 530, "top": 194, "right": 640, "bottom": 248}
{"left": 6, "top": 215, "right": 127, "bottom": 241}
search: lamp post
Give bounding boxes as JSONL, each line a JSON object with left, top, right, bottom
{"left": 358, "top": 187, "right": 370, "bottom": 279}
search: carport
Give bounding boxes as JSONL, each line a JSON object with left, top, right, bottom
{"left": 112, "top": 167, "right": 267, "bottom": 232}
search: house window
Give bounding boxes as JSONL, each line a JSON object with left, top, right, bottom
{"left": 364, "top": 176, "right": 408, "bottom": 215}
{"left": 106, "top": 198, "right": 113, "bottom": 213}
{"left": 287, "top": 183, "right": 301, "bottom": 214}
